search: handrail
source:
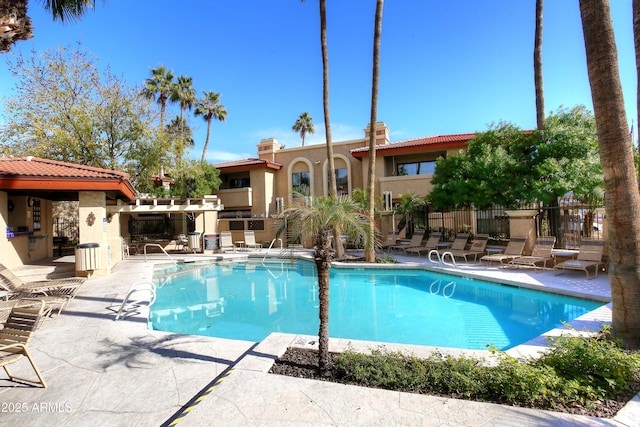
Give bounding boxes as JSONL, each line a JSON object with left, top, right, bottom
{"left": 144, "top": 243, "right": 178, "bottom": 264}
{"left": 114, "top": 280, "right": 157, "bottom": 320}
{"left": 262, "top": 238, "right": 283, "bottom": 264}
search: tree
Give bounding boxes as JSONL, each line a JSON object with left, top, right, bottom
{"left": 194, "top": 91, "right": 227, "bottom": 163}
{"left": 292, "top": 112, "right": 315, "bottom": 147}
{"left": 165, "top": 116, "right": 194, "bottom": 159}
{"left": 579, "top": 0, "right": 640, "bottom": 349}
{"left": 276, "top": 195, "right": 370, "bottom": 371}
{"left": 635, "top": 0, "right": 640, "bottom": 156}
{"left": 394, "top": 191, "right": 425, "bottom": 237}
{"left": 142, "top": 65, "right": 174, "bottom": 129}
{"left": 170, "top": 160, "right": 221, "bottom": 198}
{"left": 170, "top": 75, "right": 196, "bottom": 145}
{"left": 1, "top": 0, "right": 95, "bottom": 52}
{"left": 364, "top": 0, "right": 384, "bottom": 262}
{"left": 430, "top": 107, "right": 602, "bottom": 212}
{"left": 0, "top": 43, "right": 157, "bottom": 171}
{"left": 534, "top": 0, "right": 545, "bottom": 130}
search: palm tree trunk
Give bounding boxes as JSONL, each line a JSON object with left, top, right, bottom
{"left": 534, "top": 0, "right": 545, "bottom": 130}
{"left": 580, "top": 0, "right": 640, "bottom": 349}
{"left": 634, "top": 0, "right": 640, "bottom": 158}
{"left": 201, "top": 118, "right": 212, "bottom": 162}
{"left": 365, "top": 0, "right": 384, "bottom": 263}
{"left": 315, "top": 226, "right": 333, "bottom": 372}
{"left": 319, "top": 0, "right": 344, "bottom": 258}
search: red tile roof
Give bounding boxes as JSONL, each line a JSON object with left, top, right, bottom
{"left": 0, "top": 157, "right": 136, "bottom": 200}
{"left": 350, "top": 133, "right": 477, "bottom": 158}
{"left": 213, "top": 158, "right": 282, "bottom": 172}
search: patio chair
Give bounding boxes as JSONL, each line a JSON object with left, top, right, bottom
{"left": 177, "top": 234, "right": 189, "bottom": 252}
{"left": 437, "top": 233, "right": 470, "bottom": 254}
{"left": 0, "top": 299, "right": 47, "bottom": 388}
{"left": 390, "top": 230, "right": 425, "bottom": 252}
{"left": 507, "top": 236, "right": 556, "bottom": 272}
{"left": 554, "top": 239, "right": 606, "bottom": 280}
{"left": 219, "top": 231, "right": 236, "bottom": 253}
{"left": 243, "top": 230, "right": 263, "bottom": 250}
{"left": 480, "top": 237, "right": 528, "bottom": 265}
{"left": 405, "top": 232, "right": 442, "bottom": 256}
{"left": 379, "top": 231, "right": 398, "bottom": 251}
{"left": 442, "top": 234, "right": 490, "bottom": 262}
{"left": 0, "top": 263, "right": 85, "bottom": 318}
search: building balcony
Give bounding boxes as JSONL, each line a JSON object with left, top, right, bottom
{"left": 215, "top": 188, "right": 253, "bottom": 209}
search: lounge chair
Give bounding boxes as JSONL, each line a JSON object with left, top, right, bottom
{"left": 219, "top": 231, "right": 236, "bottom": 253}
{"left": 439, "top": 233, "right": 470, "bottom": 253}
{"left": 480, "top": 237, "right": 528, "bottom": 265}
{"left": 243, "top": 230, "right": 263, "bottom": 250}
{"left": 442, "top": 234, "right": 490, "bottom": 262}
{"left": 0, "top": 264, "right": 85, "bottom": 318}
{"left": 405, "top": 232, "right": 442, "bottom": 256}
{"left": 0, "top": 299, "right": 47, "bottom": 388}
{"left": 554, "top": 239, "right": 606, "bottom": 279}
{"left": 390, "top": 230, "right": 425, "bottom": 252}
{"left": 379, "top": 231, "right": 398, "bottom": 251}
{"left": 507, "top": 236, "right": 556, "bottom": 271}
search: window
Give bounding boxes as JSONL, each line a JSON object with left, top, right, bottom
{"left": 230, "top": 177, "right": 250, "bottom": 188}
{"left": 292, "top": 171, "right": 310, "bottom": 195}
{"left": 396, "top": 160, "right": 437, "bottom": 176}
{"left": 331, "top": 168, "right": 348, "bottom": 196}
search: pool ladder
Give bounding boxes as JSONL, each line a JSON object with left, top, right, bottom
{"left": 143, "top": 243, "right": 178, "bottom": 264}
{"left": 114, "top": 281, "right": 157, "bottom": 320}
{"left": 427, "top": 249, "right": 457, "bottom": 268}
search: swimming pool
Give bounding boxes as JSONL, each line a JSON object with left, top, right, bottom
{"left": 149, "top": 259, "right": 604, "bottom": 350}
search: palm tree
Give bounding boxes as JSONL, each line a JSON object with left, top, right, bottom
{"left": 580, "top": 0, "right": 640, "bottom": 349}
{"left": 170, "top": 75, "right": 197, "bottom": 150}
{"left": 292, "top": 112, "right": 315, "bottom": 147}
{"left": 365, "top": 0, "right": 384, "bottom": 262}
{"left": 171, "top": 75, "right": 196, "bottom": 125}
{"left": 276, "top": 195, "right": 370, "bottom": 371}
{"left": 635, "top": 0, "right": 640, "bottom": 156}
{"left": 142, "top": 65, "right": 174, "bottom": 128}
{"left": 1, "top": 0, "right": 94, "bottom": 52}
{"left": 395, "top": 192, "right": 425, "bottom": 238}
{"left": 194, "top": 91, "right": 227, "bottom": 162}
{"left": 534, "top": 0, "right": 545, "bottom": 131}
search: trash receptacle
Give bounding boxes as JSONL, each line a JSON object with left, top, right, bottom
{"left": 76, "top": 243, "right": 100, "bottom": 271}
{"left": 188, "top": 232, "right": 201, "bottom": 253}
{"left": 204, "top": 233, "right": 219, "bottom": 251}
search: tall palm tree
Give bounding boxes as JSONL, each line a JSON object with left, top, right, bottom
{"left": 365, "top": 0, "right": 384, "bottom": 262}
{"left": 171, "top": 75, "right": 196, "bottom": 125}
{"left": 276, "top": 195, "right": 370, "bottom": 371}
{"left": 194, "top": 91, "right": 227, "bottom": 162}
{"left": 1, "top": 0, "right": 94, "bottom": 52}
{"left": 170, "top": 75, "right": 197, "bottom": 149}
{"left": 292, "top": 112, "right": 315, "bottom": 147}
{"left": 580, "top": 0, "right": 640, "bottom": 349}
{"left": 142, "top": 65, "right": 174, "bottom": 129}
{"left": 534, "top": 0, "right": 545, "bottom": 131}
{"left": 635, "top": 0, "right": 640, "bottom": 155}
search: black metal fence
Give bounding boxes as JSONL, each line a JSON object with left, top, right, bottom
{"left": 53, "top": 219, "right": 79, "bottom": 242}
{"left": 412, "top": 196, "right": 605, "bottom": 249}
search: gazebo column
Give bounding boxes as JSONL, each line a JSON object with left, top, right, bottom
{"left": 77, "top": 191, "right": 110, "bottom": 277}
{"left": 505, "top": 210, "right": 539, "bottom": 256}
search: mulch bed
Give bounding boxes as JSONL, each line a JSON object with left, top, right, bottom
{"left": 269, "top": 347, "right": 640, "bottom": 419}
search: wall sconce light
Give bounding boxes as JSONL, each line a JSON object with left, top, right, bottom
{"left": 314, "top": 160, "right": 321, "bottom": 165}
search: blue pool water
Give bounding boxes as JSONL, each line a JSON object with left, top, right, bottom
{"left": 149, "top": 259, "right": 604, "bottom": 350}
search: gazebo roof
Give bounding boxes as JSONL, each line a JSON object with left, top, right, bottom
{"left": 0, "top": 157, "right": 136, "bottom": 201}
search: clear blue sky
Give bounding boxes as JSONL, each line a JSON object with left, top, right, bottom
{"left": 0, "top": 1, "right": 636, "bottom": 163}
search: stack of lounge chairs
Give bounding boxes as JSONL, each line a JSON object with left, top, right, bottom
{"left": 0, "top": 263, "right": 85, "bottom": 319}
{"left": 390, "top": 230, "right": 425, "bottom": 253}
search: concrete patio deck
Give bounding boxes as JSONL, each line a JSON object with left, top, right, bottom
{"left": 1, "top": 252, "right": 638, "bottom": 426}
